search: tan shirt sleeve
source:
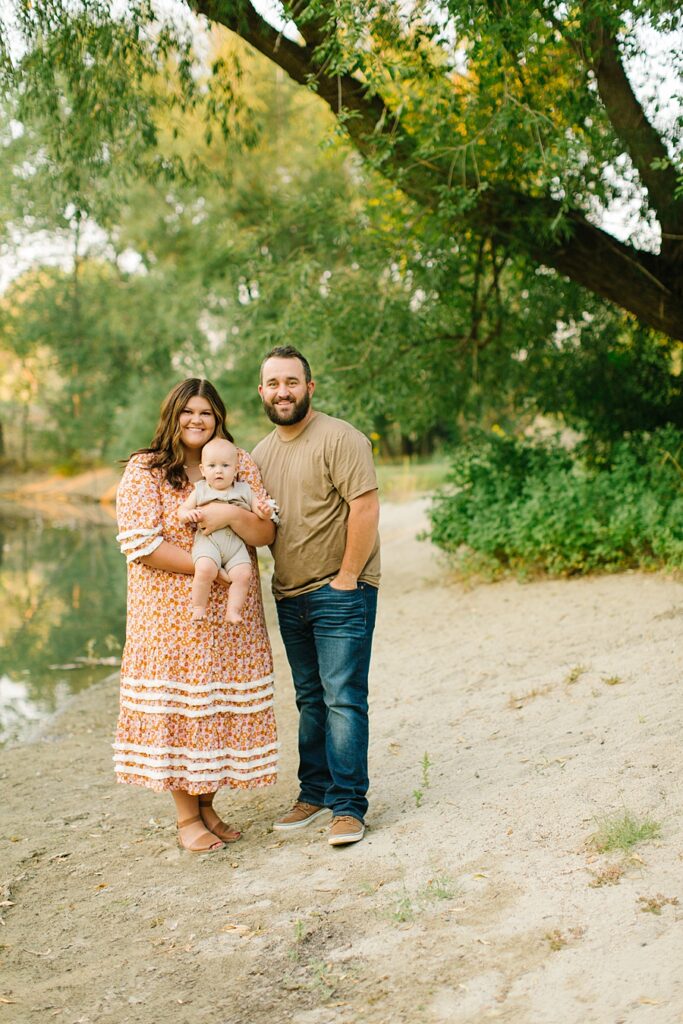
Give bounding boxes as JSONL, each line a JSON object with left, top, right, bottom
{"left": 327, "top": 428, "right": 378, "bottom": 503}
{"left": 237, "top": 450, "right": 271, "bottom": 505}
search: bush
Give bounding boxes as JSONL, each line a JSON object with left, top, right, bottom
{"left": 427, "top": 427, "right": 683, "bottom": 577}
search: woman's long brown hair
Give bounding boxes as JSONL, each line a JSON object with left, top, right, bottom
{"left": 128, "top": 379, "right": 234, "bottom": 489}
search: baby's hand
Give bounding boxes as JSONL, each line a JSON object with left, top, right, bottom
{"left": 178, "top": 508, "right": 201, "bottom": 524}
{"left": 255, "top": 497, "right": 280, "bottom": 523}
{"left": 254, "top": 497, "right": 273, "bottom": 521}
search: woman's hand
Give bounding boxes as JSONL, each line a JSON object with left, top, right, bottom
{"left": 178, "top": 507, "right": 201, "bottom": 524}
{"left": 195, "top": 502, "right": 275, "bottom": 547}
{"left": 194, "top": 503, "right": 236, "bottom": 535}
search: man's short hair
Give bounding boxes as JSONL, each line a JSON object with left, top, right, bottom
{"left": 260, "top": 346, "right": 312, "bottom": 383}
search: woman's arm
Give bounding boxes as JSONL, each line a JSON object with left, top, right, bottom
{"left": 138, "top": 540, "right": 195, "bottom": 574}
{"left": 194, "top": 503, "right": 275, "bottom": 546}
{"left": 178, "top": 488, "right": 199, "bottom": 523}
{"left": 117, "top": 456, "right": 231, "bottom": 573}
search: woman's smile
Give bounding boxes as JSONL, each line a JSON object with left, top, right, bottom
{"left": 179, "top": 397, "right": 217, "bottom": 449}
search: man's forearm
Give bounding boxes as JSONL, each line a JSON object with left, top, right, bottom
{"left": 337, "top": 492, "right": 380, "bottom": 585}
{"left": 229, "top": 507, "right": 276, "bottom": 546}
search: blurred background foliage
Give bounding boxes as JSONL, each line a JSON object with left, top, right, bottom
{"left": 0, "top": 3, "right": 681, "bottom": 574}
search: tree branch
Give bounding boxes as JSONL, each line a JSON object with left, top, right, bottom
{"left": 191, "top": 0, "right": 683, "bottom": 339}
{"left": 191, "top": 0, "right": 449, "bottom": 201}
{"left": 540, "top": 3, "right": 683, "bottom": 256}
{"left": 583, "top": 17, "right": 683, "bottom": 250}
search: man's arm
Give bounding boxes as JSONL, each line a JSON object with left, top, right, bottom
{"left": 330, "top": 489, "right": 380, "bottom": 591}
{"left": 194, "top": 502, "right": 276, "bottom": 546}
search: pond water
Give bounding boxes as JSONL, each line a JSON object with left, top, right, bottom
{"left": 0, "top": 504, "right": 127, "bottom": 746}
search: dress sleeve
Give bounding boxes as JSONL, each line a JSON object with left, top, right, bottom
{"left": 115, "top": 455, "right": 164, "bottom": 563}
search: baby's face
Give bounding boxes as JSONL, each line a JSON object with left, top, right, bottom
{"left": 200, "top": 440, "right": 238, "bottom": 490}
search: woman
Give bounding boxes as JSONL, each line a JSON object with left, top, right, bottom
{"left": 114, "top": 379, "right": 278, "bottom": 852}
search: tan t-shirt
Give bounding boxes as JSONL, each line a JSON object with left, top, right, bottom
{"left": 252, "top": 411, "right": 381, "bottom": 600}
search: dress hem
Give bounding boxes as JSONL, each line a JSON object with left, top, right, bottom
{"left": 115, "top": 771, "right": 278, "bottom": 795}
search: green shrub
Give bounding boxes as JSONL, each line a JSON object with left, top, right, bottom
{"left": 427, "top": 427, "right": 683, "bottom": 577}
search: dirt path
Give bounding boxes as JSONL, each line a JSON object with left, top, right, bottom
{"left": 2, "top": 499, "right": 683, "bottom": 1024}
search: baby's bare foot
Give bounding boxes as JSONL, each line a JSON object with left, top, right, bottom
{"left": 192, "top": 607, "right": 206, "bottom": 621}
{"left": 226, "top": 609, "right": 243, "bottom": 624}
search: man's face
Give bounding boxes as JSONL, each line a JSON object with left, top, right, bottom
{"left": 259, "top": 357, "right": 314, "bottom": 426}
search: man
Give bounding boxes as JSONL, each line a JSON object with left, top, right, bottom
{"left": 252, "top": 346, "right": 380, "bottom": 847}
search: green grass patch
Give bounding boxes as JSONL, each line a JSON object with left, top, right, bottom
{"left": 420, "top": 875, "right": 457, "bottom": 901}
{"left": 392, "top": 892, "right": 415, "bottom": 923}
{"left": 590, "top": 811, "right": 661, "bottom": 853}
{"left": 376, "top": 457, "right": 450, "bottom": 502}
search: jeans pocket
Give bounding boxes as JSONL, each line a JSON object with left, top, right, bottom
{"left": 315, "top": 584, "right": 365, "bottom": 636}
{"left": 326, "top": 584, "right": 361, "bottom": 596}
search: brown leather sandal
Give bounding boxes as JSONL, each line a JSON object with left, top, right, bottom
{"left": 176, "top": 814, "right": 224, "bottom": 853}
{"left": 198, "top": 796, "right": 242, "bottom": 843}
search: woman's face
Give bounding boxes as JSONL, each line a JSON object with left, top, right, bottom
{"left": 178, "top": 396, "right": 217, "bottom": 453}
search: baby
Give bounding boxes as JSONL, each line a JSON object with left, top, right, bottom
{"left": 178, "top": 437, "right": 274, "bottom": 624}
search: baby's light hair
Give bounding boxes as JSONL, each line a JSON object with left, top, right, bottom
{"left": 200, "top": 437, "right": 237, "bottom": 464}
{"left": 200, "top": 438, "right": 239, "bottom": 481}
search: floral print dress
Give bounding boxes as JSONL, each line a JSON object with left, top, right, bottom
{"left": 113, "top": 451, "right": 278, "bottom": 794}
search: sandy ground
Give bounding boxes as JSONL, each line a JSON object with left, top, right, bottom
{"left": 2, "top": 498, "right": 683, "bottom": 1024}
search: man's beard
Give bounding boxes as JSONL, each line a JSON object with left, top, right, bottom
{"left": 263, "top": 391, "right": 311, "bottom": 426}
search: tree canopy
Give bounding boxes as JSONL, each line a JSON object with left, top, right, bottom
{"left": 200, "top": 1, "right": 683, "bottom": 337}
{"left": 0, "top": 1, "right": 682, "bottom": 466}
{"left": 2, "top": 2, "right": 682, "bottom": 335}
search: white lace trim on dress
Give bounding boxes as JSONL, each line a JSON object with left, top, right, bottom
{"left": 120, "top": 673, "right": 275, "bottom": 694}
{"left": 124, "top": 537, "right": 163, "bottom": 563}
{"left": 114, "top": 762, "right": 277, "bottom": 782}
{"left": 113, "top": 740, "right": 280, "bottom": 758}
{"left": 119, "top": 697, "right": 274, "bottom": 717}
{"left": 116, "top": 526, "right": 163, "bottom": 541}
{"left": 113, "top": 751, "right": 279, "bottom": 772}
{"left": 117, "top": 526, "right": 164, "bottom": 563}
{"left": 120, "top": 685, "right": 274, "bottom": 707}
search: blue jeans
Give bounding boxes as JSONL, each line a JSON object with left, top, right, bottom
{"left": 276, "top": 582, "right": 378, "bottom": 823}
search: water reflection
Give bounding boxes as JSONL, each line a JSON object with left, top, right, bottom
{"left": 0, "top": 505, "right": 127, "bottom": 745}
